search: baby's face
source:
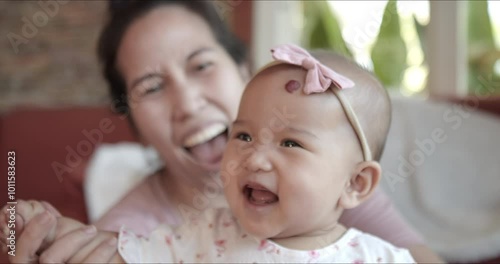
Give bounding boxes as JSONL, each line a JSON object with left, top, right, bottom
{"left": 221, "top": 66, "right": 361, "bottom": 240}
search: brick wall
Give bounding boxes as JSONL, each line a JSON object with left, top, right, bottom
{"left": 0, "top": 0, "right": 109, "bottom": 113}
{"left": 0, "top": 0, "right": 253, "bottom": 114}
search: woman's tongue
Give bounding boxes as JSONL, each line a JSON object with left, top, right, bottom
{"left": 188, "top": 133, "right": 226, "bottom": 165}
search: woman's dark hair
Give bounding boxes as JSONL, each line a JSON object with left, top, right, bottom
{"left": 98, "top": 0, "right": 247, "bottom": 115}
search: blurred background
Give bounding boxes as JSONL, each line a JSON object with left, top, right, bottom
{"left": 254, "top": 0, "right": 500, "bottom": 98}
{"left": 1, "top": 1, "right": 499, "bottom": 112}
{"left": 0, "top": 1, "right": 109, "bottom": 113}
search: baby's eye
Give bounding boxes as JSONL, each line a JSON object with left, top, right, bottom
{"left": 281, "top": 140, "right": 302, "bottom": 148}
{"left": 236, "top": 133, "right": 252, "bottom": 142}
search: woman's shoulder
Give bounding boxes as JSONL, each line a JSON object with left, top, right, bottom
{"left": 95, "top": 173, "right": 178, "bottom": 236}
{"left": 339, "top": 187, "right": 424, "bottom": 247}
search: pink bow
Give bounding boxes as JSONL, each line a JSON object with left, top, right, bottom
{"left": 271, "top": 44, "right": 355, "bottom": 94}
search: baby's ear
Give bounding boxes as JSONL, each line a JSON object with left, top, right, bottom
{"left": 339, "top": 161, "right": 381, "bottom": 209}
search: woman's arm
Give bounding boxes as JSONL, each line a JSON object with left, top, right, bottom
{"left": 339, "top": 187, "right": 445, "bottom": 263}
{"left": 6, "top": 209, "right": 119, "bottom": 263}
{"left": 408, "top": 244, "right": 446, "bottom": 263}
{"left": 6, "top": 212, "right": 56, "bottom": 264}
{"left": 37, "top": 224, "right": 120, "bottom": 264}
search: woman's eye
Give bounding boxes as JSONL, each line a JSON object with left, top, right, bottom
{"left": 196, "top": 62, "right": 212, "bottom": 72}
{"left": 236, "top": 133, "right": 252, "bottom": 142}
{"left": 281, "top": 140, "right": 302, "bottom": 148}
{"left": 134, "top": 78, "right": 164, "bottom": 97}
{"left": 143, "top": 85, "right": 162, "bottom": 95}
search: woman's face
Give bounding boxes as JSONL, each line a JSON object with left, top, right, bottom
{"left": 116, "top": 5, "right": 248, "bottom": 177}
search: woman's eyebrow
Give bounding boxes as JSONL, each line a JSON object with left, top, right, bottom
{"left": 131, "top": 73, "right": 162, "bottom": 90}
{"left": 129, "top": 48, "right": 214, "bottom": 89}
{"left": 187, "top": 47, "right": 214, "bottom": 61}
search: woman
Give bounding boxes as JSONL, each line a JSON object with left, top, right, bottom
{"left": 11, "top": 1, "right": 443, "bottom": 263}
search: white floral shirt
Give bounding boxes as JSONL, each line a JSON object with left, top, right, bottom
{"left": 118, "top": 208, "right": 415, "bottom": 263}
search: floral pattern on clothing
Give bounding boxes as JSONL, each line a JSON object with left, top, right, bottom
{"left": 117, "top": 208, "right": 416, "bottom": 263}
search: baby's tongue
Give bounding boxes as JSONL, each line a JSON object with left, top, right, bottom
{"left": 189, "top": 133, "right": 226, "bottom": 165}
{"left": 251, "top": 189, "right": 279, "bottom": 204}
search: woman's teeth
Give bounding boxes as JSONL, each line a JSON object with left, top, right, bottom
{"left": 184, "top": 123, "right": 227, "bottom": 148}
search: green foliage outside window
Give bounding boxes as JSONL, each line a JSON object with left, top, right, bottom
{"left": 303, "top": 0, "right": 352, "bottom": 58}
{"left": 303, "top": 0, "right": 500, "bottom": 95}
{"left": 466, "top": 0, "right": 500, "bottom": 96}
{"left": 370, "top": 0, "right": 408, "bottom": 89}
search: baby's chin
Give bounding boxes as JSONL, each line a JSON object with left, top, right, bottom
{"left": 239, "top": 221, "right": 284, "bottom": 240}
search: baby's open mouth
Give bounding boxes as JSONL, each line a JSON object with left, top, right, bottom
{"left": 243, "top": 183, "right": 279, "bottom": 205}
{"left": 183, "top": 123, "right": 228, "bottom": 165}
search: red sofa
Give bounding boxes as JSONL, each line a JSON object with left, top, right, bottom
{"left": 0, "top": 106, "right": 137, "bottom": 263}
{"left": 0, "top": 106, "right": 137, "bottom": 223}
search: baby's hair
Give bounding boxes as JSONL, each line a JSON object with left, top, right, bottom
{"left": 310, "top": 50, "right": 392, "bottom": 162}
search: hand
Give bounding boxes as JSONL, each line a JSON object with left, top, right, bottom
{"left": 67, "top": 233, "right": 119, "bottom": 263}
{"left": 1, "top": 201, "right": 51, "bottom": 252}
{"left": 7, "top": 211, "right": 55, "bottom": 263}
{"left": 2, "top": 200, "right": 120, "bottom": 263}
{"left": 0, "top": 200, "right": 59, "bottom": 263}
{"left": 0, "top": 203, "right": 17, "bottom": 251}
{"left": 38, "top": 226, "right": 121, "bottom": 263}
{"left": 1, "top": 200, "right": 58, "bottom": 252}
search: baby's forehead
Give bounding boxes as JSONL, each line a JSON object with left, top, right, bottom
{"left": 243, "top": 67, "right": 345, "bottom": 122}
{"left": 247, "top": 65, "right": 307, "bottom": 95}
{"left": 247, "top": 64, "right": 343, "bottom": 102}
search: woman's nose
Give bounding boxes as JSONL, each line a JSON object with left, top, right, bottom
{"left": 172, "top": 80, "right": 207, "bottom": 121}
{"left": 243, "top": 147, "right": 273, "bottom": 172}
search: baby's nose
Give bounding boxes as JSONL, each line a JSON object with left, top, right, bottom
{"left": 244, "top": 147, "right": 273, "bottom": 172}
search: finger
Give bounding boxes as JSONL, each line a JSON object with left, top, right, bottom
{"left": 40, "top": 201, "right": 62, "bottom": 217}
{"left": 27, "top": 200, "right": 47, "bottom": 214}
{"left": 0, "top": 212, "right": 7, "bottom": 235}
{"left": 0, "top": 225, "right": 9, "bottom": 246}
{"left": 14, "top": 200, "right": 33, "bottom": 230}
{"left": 1, "top": 238, "right": 7, "bottom": 253}
{"left": 15, "top": 200, "right": 46, "bottom": 233}
{"left": 14, "top": 213, "right": 25, "bottom": 233}
{"left": 0, "top": 213, "right": 9, "bottom": 244}
{"left": 78, "top": 236, "right": 118, "bottom": 263}
{"left": 0, "top": 205, "right": 7, "bottom": 230}
{"left": 9, "top": 211, "right": 55, "bottom": 264}
{"left": 1, "top": 205, "right": 17, "bottom": 247}
{"left": 19, "top": 200, "right": 46, "bottom": 223}
{"left": 38, "top": 225, "right": 97, "bottom": 264}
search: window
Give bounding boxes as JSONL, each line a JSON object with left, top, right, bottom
{"left": 301, "top": 0, "right": 500, "bottom": 97}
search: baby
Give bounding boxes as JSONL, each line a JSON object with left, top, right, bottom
{"left": 1, "top": 44, "right": 414, "bottom": 263}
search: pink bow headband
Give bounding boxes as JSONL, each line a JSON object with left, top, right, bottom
{"left": 257, "top": 44, "right": 372, "bottom": 161}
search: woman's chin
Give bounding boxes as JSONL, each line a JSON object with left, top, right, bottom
{"left": 199, "top": 157, "right": 223, "bottom": 172}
